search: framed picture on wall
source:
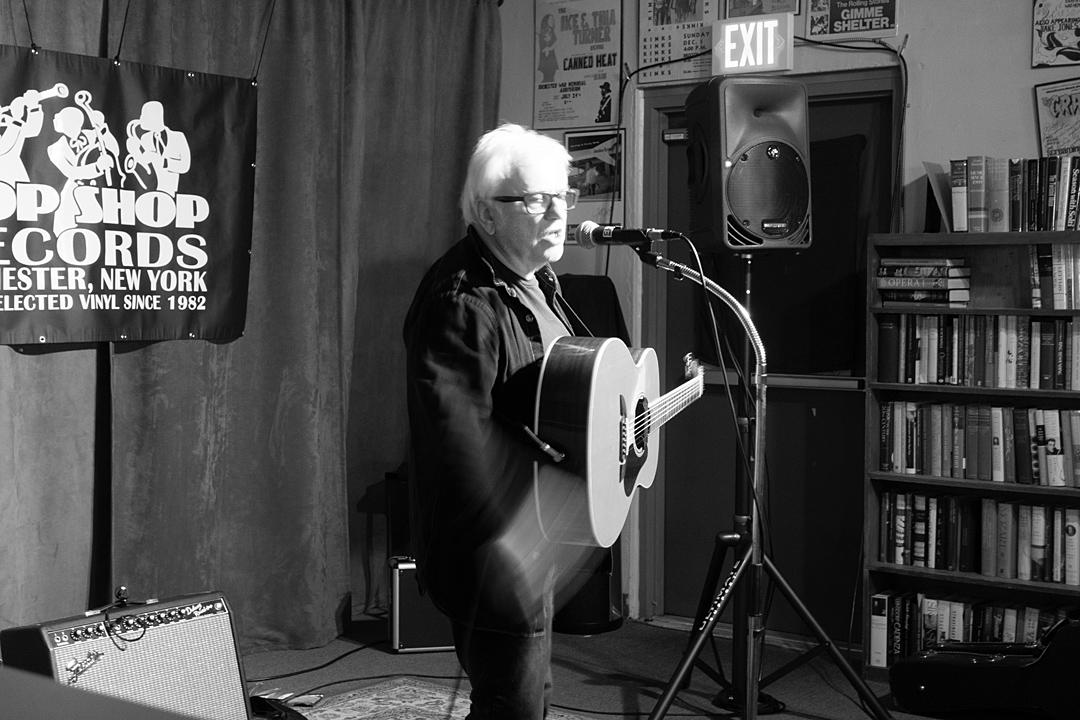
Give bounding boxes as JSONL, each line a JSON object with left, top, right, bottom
{"left": 564, "top": 129, "right": 624, "bottom": 236}
{"left": 1033, "top": 0, "right": 1080, "bottom": 67}
{"left": 1035, "top": 78, "right": 1080, "bottom": 156}
{"left": 727, "top": 0, "right": 799, "bottom": 18}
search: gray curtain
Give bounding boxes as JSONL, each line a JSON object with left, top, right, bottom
{"left": 0, "top": 0, "right": 500, "bottom": 653}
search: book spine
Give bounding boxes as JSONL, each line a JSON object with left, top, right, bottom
{"left": 1032, "top": 505, "right": 1048, "bottom": 581}
{"left": 987, "top": 157, "right": 1009, "bottom": 232}
{"left": 1067, "top": 154, "right": 1080, "bottom": 231}
{"left": 990, "top": 406, "right": 1005, "bottom": 482}
{"left": 997, "top": 501, "right": 1018, "bottom": 579}
{"left": 1009, "top": 158, "right": 1024, "bottom": 232}
{"left": 1014, "top": 406, "right": 1033, "bottom": 484}
{"left": 1066, "top": 507, "right": 1080, "bottom": 586}
{"left": 980, "top": 497, "right": 998, "bottom": 577}
{"left": 880, "top": 289, "right": 971, "bottom": 303}
{"left": 879, "top": 402, "right": 893, "bottom": 472}
{"left": 869, "top": 593, "right": 890, "bottom": 667}
{"left": 878, "top": 314, "right": 900, "bottom": 383}
{"left": 951, "top": 159, "right": 968, "bottom": 232}
{"left": 1027, "top": 158, "right": 1041, "bottom": 232}
{"left": 1018, "top": 504, "right": 1032, "bottom": 581}
{"left": 1044, "top": 409, "right": 1067, "bottom": 486}
{"left": 912, "top": 494, "right": 928, "bottom": 567}
{"left": 875, "top": 276, "right": 971, "bottom": 289}
{"left": 877, "top": 265, "right": 970, "bottom": 278}
{"left": 967, "top": 155, "right": 987, "bottom": 233}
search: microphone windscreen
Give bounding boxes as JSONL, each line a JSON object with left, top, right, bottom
{"left": 575, "top": 220, "right": 599, "bottom": 249}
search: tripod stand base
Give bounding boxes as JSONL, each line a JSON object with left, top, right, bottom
{"left": 712, "top": 689, "right": 785, "bottom": 715}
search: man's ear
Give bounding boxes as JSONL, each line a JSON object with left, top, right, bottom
{"left": 475, "top": 199, "right": 498, "bottom": 237}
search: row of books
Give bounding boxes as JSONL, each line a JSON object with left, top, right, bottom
{"left": 877, "top": 257, "right": 971, "bottom": 308}
{"left": 868, "top": 589, "right": 1074, "bottom": 667}
{"left": 879, "top": 402, "right": 1080, "bottom": 486}
{"left": 950, "top": 155, "right": 1080, "bottom": 234}
{"left": 880, "top": 492, "right": 1080, "bottom": 585}
{"left": 878, "top": 243, "right": 1080, "bottom": 310}
{"left": 877, "top": 313, "right": 1080, "bottom": 390}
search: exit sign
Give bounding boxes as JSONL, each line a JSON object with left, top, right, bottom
{"left": 712, "top": 12, "right": 794, "bottom": 75}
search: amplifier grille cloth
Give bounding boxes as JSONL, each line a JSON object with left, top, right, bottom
{"left": 48, "top": 612, "right": 248, "bottom": 720}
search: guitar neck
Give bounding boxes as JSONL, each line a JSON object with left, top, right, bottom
{"left": 647, "top": 374, "right": 704, "bottom": 431}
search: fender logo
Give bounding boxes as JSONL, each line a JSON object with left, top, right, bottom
{"left": 64, "top": 649, "right": 104, "bottom": 684}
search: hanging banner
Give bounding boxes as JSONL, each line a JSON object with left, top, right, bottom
{"left": 534, "top": 0, "right": 622, "bottom": 130}
{"left": 0, "top": 44, "right": 256, "bottom": 346}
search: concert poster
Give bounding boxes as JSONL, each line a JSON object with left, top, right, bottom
{"left": 726, "top": 0, "right": 800, "bottom": 17}
{"left": 637, "top": 0, "right": 720, "bottom": 85}
{"left": 564, "top": 129, "right": 624, "bottom": 234}
{"left": 1033, "top": 0, "right": 1080, "bottom": 68}
{"left": 1036, "top": 77, "right": 1080, "bottom": 156}
{"left": 804, "top": 0, "right": 897, "bottom": 42}
{"left": 534, "top": 0, "right": 622, "bottom": 130}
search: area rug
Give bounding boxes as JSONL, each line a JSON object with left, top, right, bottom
{"left": 303, "top": 676, "right": 590, "bottom": 720}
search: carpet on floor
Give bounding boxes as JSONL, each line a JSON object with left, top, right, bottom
{"left": 302, "top": 676, "right": 589, "bottom": 720}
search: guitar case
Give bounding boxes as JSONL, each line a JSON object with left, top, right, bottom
{"left": 888, "top": 618, "right": 1080, "bottom": 719}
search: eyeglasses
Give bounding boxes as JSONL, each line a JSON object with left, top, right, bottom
{"left": 492, "top": 189, "right": 580, "bottom": 215}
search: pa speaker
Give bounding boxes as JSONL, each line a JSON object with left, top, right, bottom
{"left": 0, "top": 591, "right": 250, "bottom": 720}
{"left": 685, "top": 76, "right": 811, "bottom": 252}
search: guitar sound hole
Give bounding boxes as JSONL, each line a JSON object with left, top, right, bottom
{"left": 634, "top": 397, "right": 650, "bottom": 453}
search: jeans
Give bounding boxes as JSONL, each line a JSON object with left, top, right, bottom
{"left": 450, "top": 591, "right": 554, "bottom": 720}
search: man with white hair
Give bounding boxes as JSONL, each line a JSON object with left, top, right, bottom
{"left": 403, "top": 123, "right": 586, "bottom": 719}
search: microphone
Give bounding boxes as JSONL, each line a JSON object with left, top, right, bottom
{"left": 575, "top": 220, "right": 680, "bottom": 249}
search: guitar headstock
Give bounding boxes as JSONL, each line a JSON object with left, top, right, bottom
{"left": 682, "top": 353, "right": 704, "bottom": 379}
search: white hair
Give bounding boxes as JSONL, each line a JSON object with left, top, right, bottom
{"left": 460, "top": 123, "right": 572, "bottom": 228}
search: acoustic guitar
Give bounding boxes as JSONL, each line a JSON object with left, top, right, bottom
{"left": 533, "top": 336, "right": 704, "bottom": 547}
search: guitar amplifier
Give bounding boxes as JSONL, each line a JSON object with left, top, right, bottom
{"left": 0, "top": 591, "right": 250, "bottom": 720}
{"left": 389, "top": 557, "right": 454, "bottom": 653}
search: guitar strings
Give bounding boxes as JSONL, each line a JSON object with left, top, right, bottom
{"left": 631, "top": 374, "right": 704, "bottom": 435}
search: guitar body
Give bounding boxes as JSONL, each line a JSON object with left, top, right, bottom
{"left": 534, "top": 336, "right": 661, "bottom": 548}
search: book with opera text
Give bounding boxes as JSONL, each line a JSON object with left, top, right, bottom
{"left": 875, "top": 276, "right": 971, "bottom": 290}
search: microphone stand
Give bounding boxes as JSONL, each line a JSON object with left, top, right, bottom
{"left": 633, "top": 244, "right": 892, "bottom": 720}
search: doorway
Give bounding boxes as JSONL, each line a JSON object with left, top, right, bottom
{"left": 639, "top": 67, "right": 901, "bottom": 643}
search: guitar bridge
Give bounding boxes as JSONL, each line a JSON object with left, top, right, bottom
{"left": 619, "top": 395, "right": 628, "bottom": 464}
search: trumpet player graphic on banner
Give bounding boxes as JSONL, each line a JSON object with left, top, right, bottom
{"left": 0, "top": 83, "right": 67, "bottom": 185}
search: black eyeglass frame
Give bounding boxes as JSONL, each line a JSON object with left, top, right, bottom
{"left": 491, "top": 189, "right": 580, "bottom": 214}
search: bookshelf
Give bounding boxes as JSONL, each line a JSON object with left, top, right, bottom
{"left": 864, "top": 231, "right": 1080, "bottom": 678}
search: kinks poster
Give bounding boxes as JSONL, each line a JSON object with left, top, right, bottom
{"left": 0, "top": 44, "right": 256, "bottom": 346}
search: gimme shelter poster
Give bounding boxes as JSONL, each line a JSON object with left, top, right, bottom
{"left": 534, "top": 0, "right": 622, "bottom": 130}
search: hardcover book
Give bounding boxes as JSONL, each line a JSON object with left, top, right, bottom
{"left": 997, "top": 501, "right": 1018, "bottom": 579}
{"left": 950, "top": 159, "right": 968, "bottom": 232}
{"left": 869, "top": 592, "right": 890, "bottom": 667}
{"left": 875, "top": 276, "right": 971, "bottom": 290}
{"left": 967, "top": 155, "right": 988, "bottom": 232}
{"left": 987, "top": 156, "right": 1009, "bottom": 232}
{"left": 880, "top": 289, "right": 971, "bottom": 307}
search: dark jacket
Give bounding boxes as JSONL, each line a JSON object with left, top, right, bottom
{"left": 402, "top": 228, "right": 584, "bottom": 633}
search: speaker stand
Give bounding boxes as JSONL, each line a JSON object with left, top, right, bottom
{"left": 635, "top": 248, "right": 892, "bottom": 720}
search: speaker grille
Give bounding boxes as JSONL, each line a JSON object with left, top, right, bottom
{"left": 2, "top": 593, "right": 249, "bottom": 720}
{"left": 724, "top": 140, "right": 810, "bottom": 248}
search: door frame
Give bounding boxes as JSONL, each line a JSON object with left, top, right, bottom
{"left": 635, "top": 67, "right": 903, "bottom": 622}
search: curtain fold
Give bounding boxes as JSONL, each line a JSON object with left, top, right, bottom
{"left": 345, "top": 0, "right": 502, "bottom": 616}
{"left": 0, "top": 0, "right": 110, "bottom": 633}
{"left": 0, "top": 0, "right": 501, "bottom": 653}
